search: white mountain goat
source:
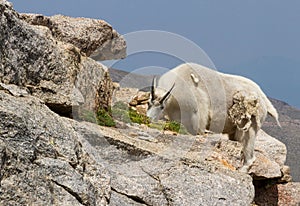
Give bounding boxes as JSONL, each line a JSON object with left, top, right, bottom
{"left": 147, "top": 63, "right": 281, "bottom": 172}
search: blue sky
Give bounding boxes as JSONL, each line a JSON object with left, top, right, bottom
{"left": 10, "top": 0, "right": 300, "bottom": 108}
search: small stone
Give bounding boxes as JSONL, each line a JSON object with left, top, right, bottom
{"left": 136, "top": 104, "right": 148, "bottom": 115}
{"left": 129, "top": 132, "right": 138, "bottom": 137}
{"left": 163, "top": 130, "right": 178, "bottom": 135}
{"left": 136, "top": 92, "right": 150, "bottom": 102}
{"left": 112, "top": 82, "right": 120, "bottom": 91}
{"left": 0, "top": 83, "right": 28, "bottom": 97}
{"left": 280, "top": 165, "right": 292, "bottom": 183}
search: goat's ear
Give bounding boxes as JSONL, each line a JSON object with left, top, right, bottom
{"left": 159, "top": 83, "right": 175, "bottom": 104}
{"left": 151, "top": 76, "right": 156, "bottom": 101}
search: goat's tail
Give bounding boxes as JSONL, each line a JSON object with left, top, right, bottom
{"left": 266, "top": 98, "right": 281, "bottom": 128}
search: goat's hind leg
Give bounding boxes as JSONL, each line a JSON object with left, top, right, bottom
{"left": 239, "top": 126, "right": 257, "bottom": 173}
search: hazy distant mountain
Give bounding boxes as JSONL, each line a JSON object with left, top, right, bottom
{"left": 109, "top": 67, "right": 300, "bottom": 181}
{"left": 262, "top": 98, "right": 300, "bottom": 182}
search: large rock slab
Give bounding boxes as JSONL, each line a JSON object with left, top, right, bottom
{"left": 20, "top": 13, "right": 126, "bottom": 60}
{"left": 73, "top": 121, "right": 255, "bottom": 206}
{"left": 0, "top": 0, "right": 119, "bottom": 116}
{"left": 95, "top": 122, "right": 289, "bottom": 181}
{"left": 0, "top": 90, "right": 110, "bottom": 205}
{"left": 76, "top": 120, "right": 293, "bottom": 205}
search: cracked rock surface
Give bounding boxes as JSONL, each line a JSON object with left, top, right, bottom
{"left": 73, "top": 121, "right": 255, "bottom": 206}
{"left": 20, "top": 13, "right": 126, "bottom": 60}
{"left": 0, "top": 0, "right": 117, "bottom": 117}
{"left": 0, "top": 91, "right": 110, "bottom": 205}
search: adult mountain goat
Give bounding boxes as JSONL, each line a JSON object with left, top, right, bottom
{"left": 147, "top": 63, "right": 280, "bottom": 172}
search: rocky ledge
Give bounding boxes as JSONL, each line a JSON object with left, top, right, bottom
{"left": 1, "top": 86, "right": 299, "bottom": 205}
{"left": 0, "top": 0, "right": 299, "bottom": 205}
{"left": 1, "top": 0, "right": 126, "bottom": 117}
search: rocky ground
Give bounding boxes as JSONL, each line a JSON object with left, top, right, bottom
{"left": 1, "top": 0, "right": 300, "bottom": 205}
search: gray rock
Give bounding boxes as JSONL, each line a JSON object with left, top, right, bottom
{"left": 255, "top": 130, "right": 287, "bottom": 166}
{"left": 0, "top": 82, "right": 29, "bottom": 97}
{"left": 0, "top": 0, "right": 116, "bottom": 116}
{"left": 98, "top": 120, "right": 289, "bottom": 181}
{"left": 249, "top": 130, "right": 288, "bottom": 180}
{"left": 81, "top": 120, "right": 295, "bottom": 205}
{"left": 110, "top": 191, "right": 147, "bottom": 206}
{"left": 216, "top": 130, "right": 291, "bottom": 180}
{"left": 20, "top": 13, "right": 126, "bottom": 60}
{"left": 214, "top": 130, "right": 289, "bottom": 180}
{"left": 156, "top": 162, "right": 253, "bottom": 206}
{"left": 73, "top": 121, "right": 255, "bottom": 206}
{"left": 0, "top": 91, "right": 110, "bottom": 205}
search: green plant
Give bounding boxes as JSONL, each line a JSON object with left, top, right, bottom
{"left": 163, "top": 121, "right": 181, "bottom": 133}
{"left": 129, "top": 109, "right": 150, "bottom": 125}
{"left": 96, "top": 108, "right": 116, "bottom": 127}
{"left": 148, "top": 120, "right": 188, "bottom": 134}
{"left": 163, "top": 120, "right": 189, "bottom": 134}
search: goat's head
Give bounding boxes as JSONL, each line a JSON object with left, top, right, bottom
{"left": 147, "top": 77, "right": 175, "bottom": 120}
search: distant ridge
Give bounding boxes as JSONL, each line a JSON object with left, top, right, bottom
{"left": 109, "top": 68, "right": 153, "bottom": 91}
{"left": 109, "top": 67, "right": 300, "bottom": 181}
{"left": 263, "top": 98, "right": 300, "bottom": 182}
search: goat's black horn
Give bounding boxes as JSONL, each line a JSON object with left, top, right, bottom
{"left": 160, "top": 83, "right": 175, "bottom": 104}
{"left": 151, "top": 76, "right": 156, "bottom": 101}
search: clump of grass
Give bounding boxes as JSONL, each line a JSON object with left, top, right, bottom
{"left": 163, "top": 121, "right": 181, "bottom": 133}
{"left": 129, "top": 109, "right": 150, "bottom": 125}
{"left": 164, "top": 121, "right": 188, "bottom": 134}
{"left": 149, "top": 120, "right": 189, "bottom": 134}
{"left": 96, "top": 108, "right": 116, "bottom": 127}
{"left": 77, "top": 107, "right": 116, "bottom": 127}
